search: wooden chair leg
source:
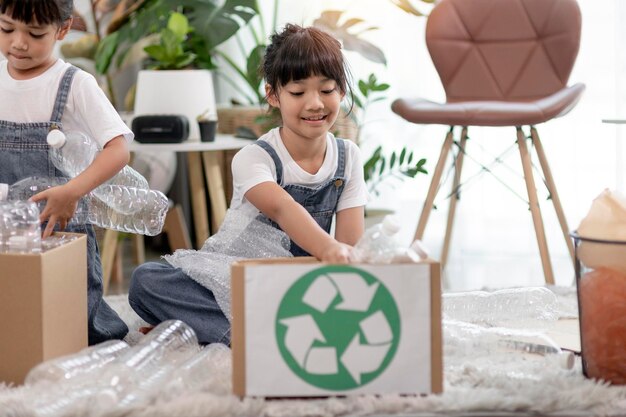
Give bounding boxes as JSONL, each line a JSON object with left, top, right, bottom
{"left": 131, "top": 234, "right": 145, "bottom": 265}
{"left": 517, "top": 127, "right": 555, "bottom": 285}
{"left": 100, "top": 229, "right": 119, "bottom": 295}
{"left": 530, "top": 126, "right": 575, "bottom": 264}
{"left": 414, "top": 127, "right": 455, "bottom": 242}
{"left": 441, "top": 127, "right": 468, "bottom": 268}
{"left": 164, "top": 204, "right": 192, "bottom": 250}
{"left": 110, "top": 245, "right": 124, "bottom": 287}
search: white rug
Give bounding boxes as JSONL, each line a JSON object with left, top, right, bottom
{"left": 1, "top": 288, "right": 625, "bottom": 417}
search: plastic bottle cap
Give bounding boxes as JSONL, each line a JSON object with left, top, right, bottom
{"left": 381, "top": 215, "right": 401, "bottom": 235}
{"left": 0, "top": 183, "right": 8, "bottom": 201}
{"left": 46, "top": 129, "right": 66, "bottom": 148}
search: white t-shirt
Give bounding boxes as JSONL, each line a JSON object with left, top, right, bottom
{"left": 231, "top": 127, "right": 369, "bottom": 214}
{"left": 0, "top": 59, "right": 133, "bottom": 148}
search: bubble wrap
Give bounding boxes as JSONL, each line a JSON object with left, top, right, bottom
{"left": 164, "top": 208, "right": 293, "bottom": 320}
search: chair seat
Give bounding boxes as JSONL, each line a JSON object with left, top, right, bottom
{"left": 392, "top": 83, "right": 585, "bottom": 127}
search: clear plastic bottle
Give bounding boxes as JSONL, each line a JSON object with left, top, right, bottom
{"left": 48, "top": 130, "right": 150, "bottom": 213}
{"left": 0, "top": 200, "right": 41, "bottom": 253}
{"left": 25, "top": 340, "right": 130, "bottom": 385}
{"left": 354, "top": 215, "right": 402, "bottom": 263}
{"left": 166, "top": 343, "right": 232, "bottom": 396}
{"left": 2, "top": 176, "right": 168, "bottom": 236}
{"left": 444, "top": 319, "right": 575, "bottom": 370}
{"left": 31, "top": 321, "right": 199, "bottom": 417}
{"left": 443, "top": 286, "right": 560, "bottom": 326}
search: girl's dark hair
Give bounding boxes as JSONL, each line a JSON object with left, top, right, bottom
{"left": 262, "top": 24, "right": 353, "bottom": 107}
{"left": 0, "top": 0, "right": 73, "bottom": 26}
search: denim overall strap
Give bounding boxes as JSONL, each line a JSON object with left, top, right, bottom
{"left": 0, "top": 66, "right": 77, "bottom": 184}
{"left": 254, "top": 139, "right": 284, "bottom": 185}
{"left": 50, "top": 65, "right": 78, "bottom": 123}
{"left": 253, "top": 138, "right": 347, "bottom": 256}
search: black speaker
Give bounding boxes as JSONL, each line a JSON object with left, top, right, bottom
{"left": 131, "top": 115, "right": 189, "bottom": 143}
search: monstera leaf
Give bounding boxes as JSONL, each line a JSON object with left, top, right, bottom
{"left": 313, "top": 10, "right": 386, "bottom": 65}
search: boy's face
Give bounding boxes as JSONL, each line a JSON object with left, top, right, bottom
{"left": 266, "top": 75, "right": 344, "bottom": 143}
{"left": 0, "top": 12, "right": 71, "bottom": 79}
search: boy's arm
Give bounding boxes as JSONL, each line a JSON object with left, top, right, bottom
{"left": 245, "top": 181, "right": 355, "bottom": 263}
{"left": 334, "top": 206, "right": 365, "bottom": 246}
{"left": 32, "top": 135, "right": 129, "bottom": 237}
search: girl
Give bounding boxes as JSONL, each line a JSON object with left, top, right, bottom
{"left": 0, "top": 0, "right": 132, "bottom": 343}
{"left": 129, "top": 24, "right": 368, "bottom": 344}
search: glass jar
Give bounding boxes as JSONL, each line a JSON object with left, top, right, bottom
{"left": 571, "top": 232, "right": 626, "bottom": 385}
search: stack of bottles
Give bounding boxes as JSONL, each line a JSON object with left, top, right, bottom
{"left": 28, "top": 320, "right": 202, "bottom": 416}
{"left": 0, "top": 130, "right": 170, "bottom": 237}
{"left": 443, "top": 286, "right": 560, "bottom": 327}
{"left": 0, "top": 200, "right": 41, "bottom": 253}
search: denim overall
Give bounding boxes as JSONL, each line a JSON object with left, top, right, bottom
{"left": 128, "top": 136, "right": 347, "bottom": 344}
{"left": 0, "top": 66, "right": 128, "bottom": 344}
{"left": 254, "top": 137, "right": 347, "bottom": 256}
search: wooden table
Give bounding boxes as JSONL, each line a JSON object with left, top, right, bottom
{"left": 128, "top": 135, "right": 251, "bottom": 245}
{"left": 100, "top": 134, "right": 251, "bottom": 292}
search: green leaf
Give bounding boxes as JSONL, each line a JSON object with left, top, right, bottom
{"left": 358, "top": 79, "right": 369, "bottom": 98}
{"left": 399, "top": 147, "right": 406, "bottom": 164}
{"left": 378, "top": 156, "right": 386, "bottom": 176}
{"left": 389, "top": 151, "right": 397, "bottom": 169}
{"left": 95, "top": 31, "right": 119, "bottom": 74}
{"left": 168, "top": 11, "right": 190, "bottom": 39}
{"left": 372, "top": 83, "right": 390, "bottom": 91}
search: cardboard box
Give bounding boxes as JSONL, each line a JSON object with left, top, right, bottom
{"left": 0, "top": 233, "right": 88, "bottom": 385}
{"left": 232, "top": 257, "right": 442, "bottom": 397}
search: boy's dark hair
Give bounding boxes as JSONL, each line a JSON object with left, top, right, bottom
{"left": 0, "top": 0, "right": 73, "bottom": 26}
{"left": 262, "top": 24, "right": 353, "bottom": 106}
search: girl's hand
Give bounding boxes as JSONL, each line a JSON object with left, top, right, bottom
{"left": 319, "top": 241, "right": 356, "bottom": 264}
{"left": 30, "top": 184, "right": 81, "bottom": 238}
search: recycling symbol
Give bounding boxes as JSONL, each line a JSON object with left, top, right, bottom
{"left": 275, "top": 265, "right": 400, "bottom": 390}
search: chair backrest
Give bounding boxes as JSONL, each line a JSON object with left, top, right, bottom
{"left": 426, "top": 0, "right": 581, "bottom": 102}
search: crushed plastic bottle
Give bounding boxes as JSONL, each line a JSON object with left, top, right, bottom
{"left": 48, "top": 130, "right": 150, "bottom": 214}
{"left": 0, "top": 200, "right": 41, "bottom": 253}
{"left": 354, "top": 215, "right": 402, "bottom": 263}
{"left": 25, "top": 340, "right": 130, "bottom": 385}
{"left": 444, "top": 319, "right": 574, "bottom": 370}
{"left": 2, "top": 176, "right": 168, "bottom": 236}
{"left": 443, "top": 286, "right": 560, "bottom": 327}
{"left": 31, "top": 320, "right": 199, "bottom": 417}
{"left": 166, "top": 343, "right": 232, "bottom": 396}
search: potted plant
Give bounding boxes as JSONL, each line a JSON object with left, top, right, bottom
{"left": 197, "top": 108, "right": 218, "bottom": 142}
{"left": 92, "top": 1, "right": 259, "bottom": 140}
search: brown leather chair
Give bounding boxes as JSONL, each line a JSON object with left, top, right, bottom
{"left": 392, "top": 0, "right": 585, "bottom": 284}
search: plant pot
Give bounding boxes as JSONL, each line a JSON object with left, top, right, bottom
{"left": 198, "top": 120, "right": 217, "bottom": 142}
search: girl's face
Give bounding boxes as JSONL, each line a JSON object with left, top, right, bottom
{"left": 267, "top": 75, "right": 343, "bottom": 143}
{"left": 0, "top": 13, "right": 71, "bottom": 80}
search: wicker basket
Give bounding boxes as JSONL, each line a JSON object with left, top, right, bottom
{"left": 217, "top": 105, "right": 358, "bottom": 141}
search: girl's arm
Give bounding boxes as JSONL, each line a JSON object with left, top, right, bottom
{"left": 32, "top": 135, "right": 130, "bottom": 237}
{"left": 334, "top": 206, "right": 365, "bottom": 246}
{"left": 245, "top": 181, "right": 355, "bottom": 263}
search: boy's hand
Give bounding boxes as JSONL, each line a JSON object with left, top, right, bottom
{"left": 318, "top": 241, "right": 356, "bottom": 264}
{"left": 30, "top": 184, "right": 81, "bottom": 238}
